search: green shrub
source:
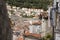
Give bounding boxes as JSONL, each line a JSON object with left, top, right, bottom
{"left": 42, "top": 34, "right": 52, "bottom": 40}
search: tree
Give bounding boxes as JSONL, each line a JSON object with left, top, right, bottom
{"left": 0, "top": 0, "right": 12, "bottom": 40}
{"left": 6, "top": 0, "right": 52, "bottom": 10}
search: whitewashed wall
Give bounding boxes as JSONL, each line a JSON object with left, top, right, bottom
{"left": 29, "top": 25, "right": 41, "bottom": 34}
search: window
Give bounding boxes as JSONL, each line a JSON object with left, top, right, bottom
{"left": 29, "top": 25, "right": 42, "bottom": 34}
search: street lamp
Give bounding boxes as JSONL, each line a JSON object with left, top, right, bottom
{"left": 55, "top": 0, "right": 59, "bottom": 27}
{"left": 54, "top": 0, "right": 59, "bottom": 40}
{"left": 51, "top": 0, "right": 59, "bottom": 40}
{"left": 56, "top": 2, "right": 58, "bottom": 10}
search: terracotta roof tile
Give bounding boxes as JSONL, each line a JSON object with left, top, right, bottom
{"left": 24, "top": 31, "right": 41, "bottom": 38}
{"left": 32, "top": 20, "right": 42, "bottom": 25}
{"left": 18, "top": 36, "right": 24, "bottom": 40}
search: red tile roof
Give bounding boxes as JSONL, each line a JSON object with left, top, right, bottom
{"left": 18, "top": 36, "right": 24, "bottom": 40}
{"left": 32, "top": 20, "right": 42, "bottom": 25}
{"left": 24, "top": 31, "right": 41, "bottom": 38}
